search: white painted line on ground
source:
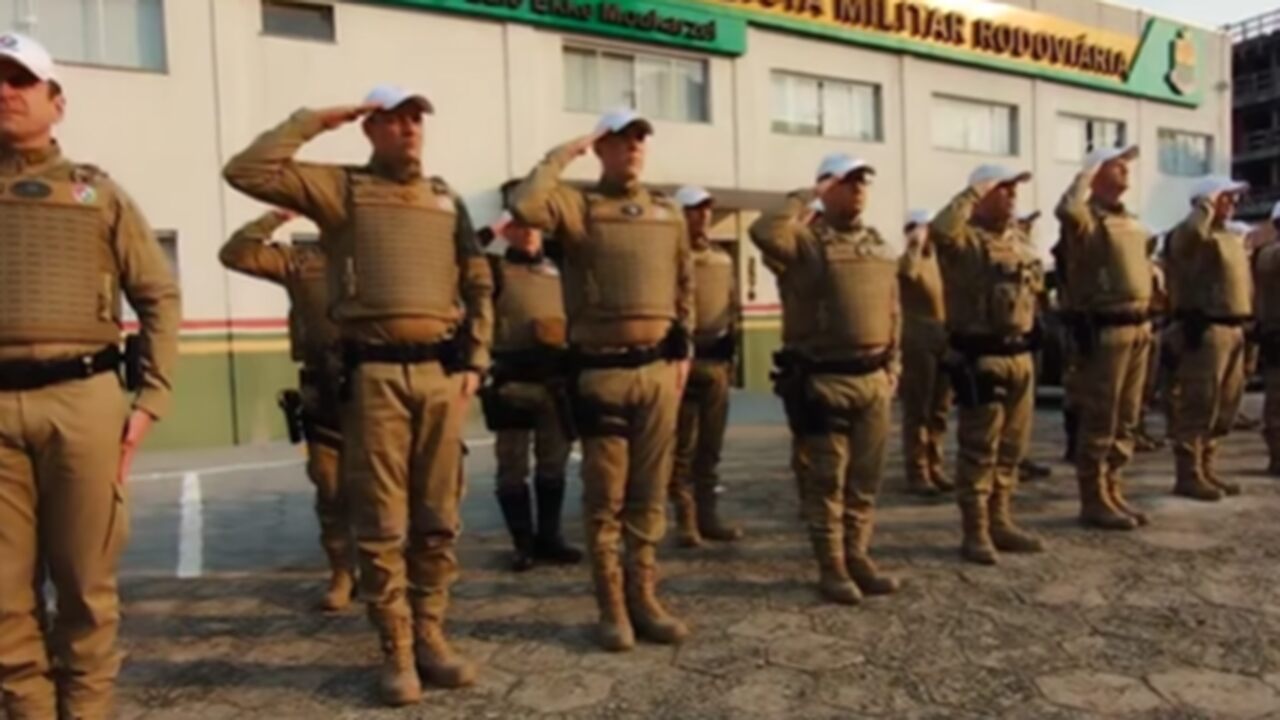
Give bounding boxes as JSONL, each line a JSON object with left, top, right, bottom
{"left": 177, "top": 472, "right": 204, "bottom": 579}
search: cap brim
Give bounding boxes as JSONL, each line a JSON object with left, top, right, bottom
{"left": 998, "top": 171, "right": 1032, "bottom": 186}
{"left": 609, "top": 118, "right": 654, "bottom": 137}
{"left": 375, "top": 94, "right": 433, "bottom": 114}
{"left": 0, "top": 52, "right": 51, "bottom": 82}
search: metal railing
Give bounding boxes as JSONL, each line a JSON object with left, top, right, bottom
{"left": 1228, "top": 10, "right": 1280, "bottom": 43}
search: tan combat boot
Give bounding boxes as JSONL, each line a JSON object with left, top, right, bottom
{"left": 844, "top": 515, "right": 899, "bottom": 596}
{"left": 958, "top": 496, "right": 998, "bottom": 565}
{"left": 321, "top": 567, "right": 357, "bottom": 613}
{"left": 671, "top": 482, "right": 703, "bottom": 549}
{"left": 624, "top": 550, "right": 690, "bottom": 644}
{"left": 1105, "top": 473, "right": 1149, "bottom": 527}
{"left": 696, "top": 481, "right": 743, "bottom": 542}
{"left": 592, "top": 561, "right": 635, "bottom": 652}
{"left": 414, "top": 621, "right": 478, "bottom": 688}
{"left": 811, "top": 533, "right": 861, "bottom": 604}
{"left": 906, "top": 471, "right": 941, "bottom": 497}
{"left": 989, "top": 486, "right": 1045, "bottom": 553}
{"left": 1202, "top": 443, "right": 1241, "bottom": 496}
{"left": 1173, "top": 444, "right": 1223, "bottom": 501}
{"left": 1078, "top": 473, "right": 1138, "bottom": 531}
{"left": 373, "top": 612, "right": 422, "bottom": 707}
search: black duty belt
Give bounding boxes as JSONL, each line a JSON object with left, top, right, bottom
{"left": 0, "top": 345, "right": 121, "bottom": 392}
{"left": 695, "top": 334, "right": 736, "bottom": 362}
{"left": 799, "top": 351, "right": 892, "bottom": 377}
{"left": 570, "top": 345, "right": 664, "bottom": 371}
{"left": 492, "top": 348, "right": 568, "bottom": 383}
{"left": 1175, "top": 311, "right": 1252, "bottom": 328}
{"left": 950, "top": 332, "right": 1037, "bottom": 358}
{"left": 1079, "top": 310, "right": 1151, "bottom": 328}
{"left": 343, "top": 340, "right": 454, "bottom": 366}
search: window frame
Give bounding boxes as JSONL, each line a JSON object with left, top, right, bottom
{"left": 6, "top": 0, "right": 171, "bottom": 74}
{"left": 930, "top": 93, "right": 1020, "bottom": 157}
{"left": 561, "top": 41, "right": 712, "bottom": 125}
{"left": 1055, "top": 112, "right": 1128, "bottom": 163}
{"left": 769, "top": 69, "right": 883, "bottom": 143}
{"left": 260, "top": 0, "right": 337, "bottom": 44}
{"left": 1157, "top": 128, "right": 1213, "bottom": 177}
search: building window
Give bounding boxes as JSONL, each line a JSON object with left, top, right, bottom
{"left": 1158, "top": 129, "right": 1212, "bottom": 177}
{"left": 262, "top": 0, "right": 335, "bottom": 43}
{"left": 931, "top": 95, "right": 1018, "bottom": 156}
{"left": 771, "top": 71, "right": 881, "bottom": 142}
{"left": 563, "top": 45, "right": 708, "bottom": 123}
{"left": 1055, "top": 114, "right": 1126, "bottom": 162}
{"left": 0, "top": 0, "right": 167, "bottom": 71}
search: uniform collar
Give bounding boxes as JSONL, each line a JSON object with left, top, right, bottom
{"left": 1090, "top": 197, "right": 1127, "bottom": 216}
{"left": 823, "top": 213, "right": 864, "bottom": 234}
{"left": 368, "top": 154, "right": 422, "bottom": 184}
{"left": 596, "top": 175, "right": 642, "bottom": 198}
{"left": 504, "top": 247, "right": 545, "bottom": 265}
{"left": 0, "top": 140, "right": 62, "bottom": 174}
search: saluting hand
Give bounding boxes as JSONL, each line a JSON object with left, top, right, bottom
{"left": 117, "top": 409, "right": 155, "bottom": 485}
{"left": 315, "top": 103, "right": 380, "bottom": 131}
{"left": 564, "top": 131, "right": 605, "bottom": 159}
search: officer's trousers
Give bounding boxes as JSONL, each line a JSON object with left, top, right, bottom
{"left": 301, "top": 375, "right": 353, "bottom": 576}
{"left": 343, "top": 361, "right": 467, "bottom": 632}
{"left": 900, "top": 320, "right": 950, "bottom": 487}
{"left": 1172, "top": 324, "right": 1247, "bottom": 484}
{"left": 494, "top": 381, "right": 572, "bottom": 492}
{"left": 956, "top": 354, "right": 1035, "bottom": 504}
{"left": 1075, "top": 324, "right": 1152, "bottom": 486}
{"left": 0, "top": 372, "right": 129, "bottom": 720}
{"left": 672, "top": 360, "right": 731, "bottom": 506}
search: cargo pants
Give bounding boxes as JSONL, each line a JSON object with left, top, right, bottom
{"left": 955, "top": 354, "right": 1035, "bottom": 506}
{"left": 494, "top": 381, "right": 572, "bottom": 492}
{"left": 301, "top": 372, "right": 354, "bottom": 578}
{"left": 900, "top": 319, "right": 950, "bottom": 488}
{"left": 672, "top": 360, "right": 731, "bottom": 513}
{"left": 0, "top": 372, "right": 130, "bottom": 720}
{"left": 1074, "top": 325, "right": 1152, "bottom": 487}
{"left": 1172, "top": 324, "right": 1247, "bottom": 486}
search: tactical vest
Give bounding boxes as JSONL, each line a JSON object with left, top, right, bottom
{"left": 800, "top": 223, "right": 897, "bottom": 355}
{"left": 564, "top": 191, "right": 680, "bottom": 325}
{"left": 286, "top": 245, "right": 338, "bottom": 363}
{"left": 1065, "top": 209, "right": 1152, "bottom": 312}
{"left": 494, "top": 257, "right": 567, "bottom": 352}
{"left": 899, "top": 244, "right": 946, "bottom": 323}
{"left": 946, "top": 229, "right": 1039, "bottom": 337}
{"left": 331, "top": 172, "right": 460, "bottom": 323}
{"left": 1194, "top": 227, "right": 1253, "bottom": 318}
{"left": 693, "top": 245, "right": 734, "bottom": 341}
{"left": 0, "top": 169, "right": 121, "bottom": 344}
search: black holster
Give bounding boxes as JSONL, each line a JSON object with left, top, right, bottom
{"left": 277, "top": 389, "right": 304, "bottom": 444}
{"left": 1178, "top": 312, "right": 1209, "bottom": 352}
{"left": 123, "top": 334, "right": 144, "bottom": 392}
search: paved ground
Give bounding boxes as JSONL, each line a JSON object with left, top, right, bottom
{"left": 110, "top": 392, "right": 1280, "bottom": 719}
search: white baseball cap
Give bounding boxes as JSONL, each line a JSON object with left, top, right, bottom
{"left": 674, "top": 185, "right": 712, "bottom": 208}
{"left": 0, "top": 32, "right": 56, "bottom": 83}
{"left": 904, "top": 209, "right": 932, "bottom": 227}
{"left": 1085, "top": 144, "right": 1139, "bottom": 169}
{"left": 363, "top": 84, "right": 433, "bottom": 113}
{"left": 816, "top": 153, "right": 874, "bottom": 182}
{"left": 969, "top": 164, "right": 1032, "bottom": 188}
{"left": 1190, "top": 175, "right": 1248, "bottom": 201}
{"left": 808, "top": 198, "right": 825, "bottom": 213}
{"left": 1227, "top": 220, "right": 1253, "bottom": 235}
{"left": 594, "top": 108, "right": 653, "bottom": 137}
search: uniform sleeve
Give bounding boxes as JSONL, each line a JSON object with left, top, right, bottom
{"left": 218, "top": 211, "right": 293, "bottom": 285}
{"left": 748, "top": 190, "right": 811, "bottom": 268}
{"left": 674, "top": 209, "right": 695, "bottom": 350}
{"left": 510, "top": 143, "right": 588, "bottom": 240}
{"left": 929, "top": 187, "right": 981, "bottom": 254}
{"left": 1054, "top": 170, "right": 1097, "bottom": 239}
{"left": 454, "top": 197, "right": 494, "bottom": 372}
{"left": 888, "top": 272, "right": 903, "bottom": 379}
{"left": 109, "top": 184, "right": 181, "bottom": 419}
{"left": 222, "top": 109, "right": 349, "bottom": 231}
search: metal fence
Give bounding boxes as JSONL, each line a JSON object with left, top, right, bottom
{"left": 1228, "top": 10, "right": 1280, "bottom": 43}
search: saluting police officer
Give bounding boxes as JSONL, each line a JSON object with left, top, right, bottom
{"left": 898, "top": 209, "right": 953, "bottom": 497}
{"left": 0, "top": 33, "right": 180, "bottom": 720}
{"left": 512, "top": 109, "right": 694, "bottom": 651}
{"left": 224, "top": 85, "right": 493, "bottom": 705}
{"left": 481, "top": 212, "right": 582, "bottom": 572}
{"left": 1256, "top": 204, "right": 1280, "bottom": 474}
{"left": 219, "top": 210, "right": 356, "bottom": 610}
{"left": 930, "top": 165, "right": 1045, "bottom": 565}
{"left": 670, "top": 185, "right": 743, "bottom": 547}
{"left": 1164, "top": 177, "right": 1253, "bottom": 501}
{"left": 751, "top": 154, "right": 902, "bottom": 605}
{"left": 1054, "top": 145, "right": 1153, "bottom": 529}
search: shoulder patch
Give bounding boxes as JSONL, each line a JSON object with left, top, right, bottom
{"left": 70, "top": 163, "right": 108, "bottom": 185}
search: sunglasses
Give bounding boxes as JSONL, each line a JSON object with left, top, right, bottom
{"left": 0, "top": 69, "right": 40, "bottom": 89}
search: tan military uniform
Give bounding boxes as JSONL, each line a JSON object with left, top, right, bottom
{"left": 0, "top": 145, "right": 180, "bottom": 719}
{"left": 672, "top": 241, "right": 741, "bottom": 546}
{"left": 750, "top": 190, "right": 902, "bottom": 605}
{"left": 1165, "top": 199, "right": 1252, "bottom": 501}
{"left": 765, "top": 254, "right": 808, "bottom": 511}
{"left": 1055, "top": 171, "right": 1154, "bottom": 529}
{"left": 224, "top": 109, "right": 493, "bottom": 695}
{"left": 511, "top": 143, "right": 693, "bottom": 651}
{"left": 218, "top": 211, "right": 355, "bottom": 604}
{"left": 484, "top": 248, "right": 578, "bottom": 568}
{"left": 898, "top": 234, "right": 951, "bottom": 495}
{"left": 1256, "top": 241, "right": 1280, "bottom": 473}
{"left": 930, "top": 187, "right": 1044, "bottom": 565}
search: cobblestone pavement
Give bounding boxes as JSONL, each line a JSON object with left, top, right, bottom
{"left": 113, "top": 393, "right": 1280, "bottom": 719}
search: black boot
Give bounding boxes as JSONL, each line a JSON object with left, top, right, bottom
{"left": 496, "top": 484, "right": 536, "bottom": 572}
{"left": 1063, "top": 408, "right": 1079, "bottom": 463}
{"left": 533, "top": 476, "right": 583, "bottom": 565}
